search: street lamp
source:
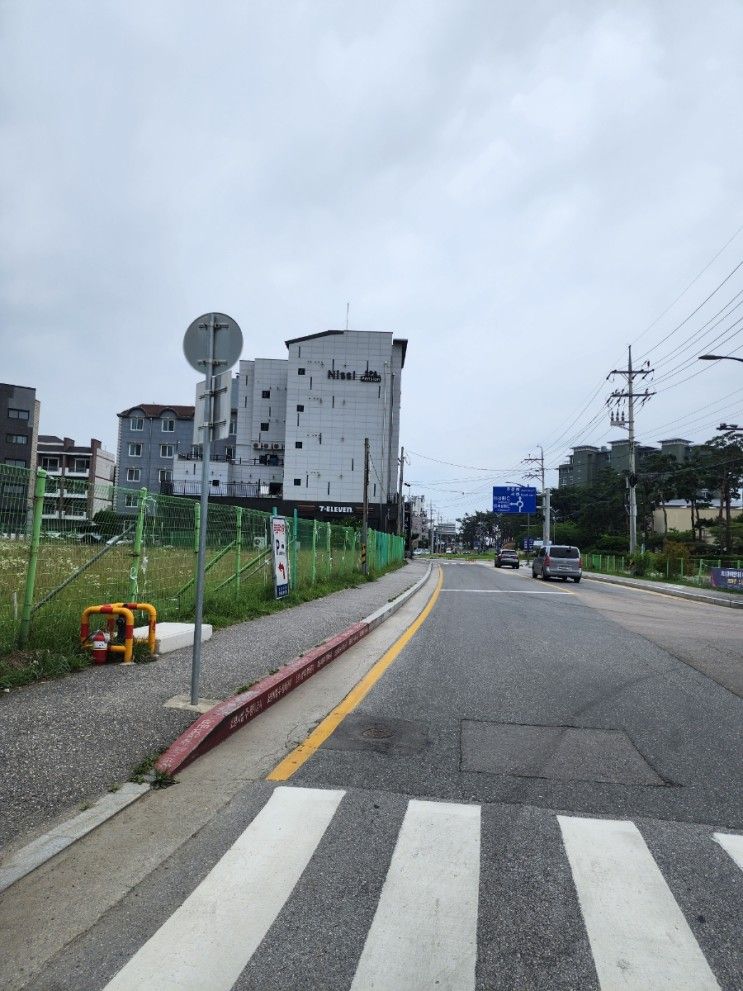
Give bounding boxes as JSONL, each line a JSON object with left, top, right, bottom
{"left": 698, "top": 354, "right": 743, "bottom": 364}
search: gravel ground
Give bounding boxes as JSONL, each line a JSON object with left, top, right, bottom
{"left": 0, "top": 561, "right": 427, "bottom": 854}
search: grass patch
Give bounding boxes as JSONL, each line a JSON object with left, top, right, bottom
{"left": 0, "top": 647, "right": 90, "bottom": 690}
{"left": 0, "top": 559, "right": 405, "bottom": 689}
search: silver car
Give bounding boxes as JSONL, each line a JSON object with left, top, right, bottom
{"left": 531, "top": 545, "right": 582, "bottom": 582}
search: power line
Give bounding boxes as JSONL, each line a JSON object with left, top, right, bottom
{"left": 631, "top": 221, "right": 743, "bottom": 349}
{"left": 637, "top": 256, "right": 743, "bottom": 361}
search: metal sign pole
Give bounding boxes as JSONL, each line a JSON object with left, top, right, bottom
{"left": 191, "top": 314, "right": 215, "bottom": 705}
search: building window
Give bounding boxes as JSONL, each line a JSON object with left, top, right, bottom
{"left": 295, "top": 441, "right": 303, "bottom": 449}
{"left": 8, "top": 408, "right": 29, "bottom": 421}
{"left": 260, "top": 422, "right": 269, "bottom": 432}
{"left": 296, "top": 404, "right": 304, "bottom": 412}
{"left": 160, "top": 444, "right": 174, "bottom": 458}
{"left": 293, "top": 478, "right": 301, "bottom": 486}
{"left": 128, "top": 443, "right": 142, "bottom": 457}
{"left": 73, "top": 458, "right": 89, "bottom": 472}
{"left": 127, "top": 468, "right": 140, "bottom": 482}
{"left": 41, "top": 456, "right": 59, "bottom": 470}
{"left": 318, "top": 433, "right": 322, "bottom": 444}
{"left": 373, "top": 483, "right": 376, "bottom": 496}
{"left": 125, "top": 493, "right": 138, "bottom": 507}
{"left": 161, "top": 418, "right": 175, "bottom": 432}
{"left": 327, "top": 482, "right": 331, "bottom": 495}
{"left": 262, "top": 389, "right": 270, "bottom": 398}
{"left": 6, "top": 434, "right": 27, "bottom": 445}
{"left": 351, "top": 458, "right": 354, "bottom": 471}
{"left": 5, "top": 458, "right": 26, "bottom": 467}
{"left": 225, "top": 447, "right": 234, "bottom": 460}
{"left": 298, "top": 368, "right": 305, "bottom": 375}
{"left": 229, "top": 415, "right": 236, "bottom": 434}
{"left": 159, "top": 469, "right": 172, "bottom": 483}
{"left": 130, "top": 417, "right": 144, "bottom": 431}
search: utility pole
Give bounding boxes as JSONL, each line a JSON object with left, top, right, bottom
{"left": 362, "top": 437, "right": 369, "bottom": 575}
{"left": 523, "top": 445, "right": 549, "bottom": 544}
{"left": 608, "top": 345, "right": 655, "bottom": 554}
{"left": 397, "top": 446, "right": 405, "bottom": 536}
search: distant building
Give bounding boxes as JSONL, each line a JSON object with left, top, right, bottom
{"left": 658, "top": 438, "right": 693, "bottom": 463}
{"left": 115, "top": 404, "right": 195, "bottom": 514}
{"left": 36, "top": 436, "right": 115, "bottom": 526}
{"left": 171, "top": 329, "right": 407, "bottom": 529}
{"left": 558, "top": 436, "right": 698, "bottom": 488}
{"left": 558, "top": 445, "right": 610, "bottom": 488}
{"left": 0, "top": 382, "right": 40, "bottom": 532}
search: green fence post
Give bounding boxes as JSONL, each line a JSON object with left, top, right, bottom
{"left": 311, "top": 520, "right": 317, "bottom": 584}
{"left": 291, "top": 509, "right": 298, "bottom": 590}
{"left": 326, "top": 523, "right": 332, "bottom": 578}
{"left": 128, "top": 487, "right": 148, "bottom": 601}
{"left": 18, "top": 468, "right": 47, "bottom": 648}
{"left": 235, "top": 507, "right": 242, "bottom": 599}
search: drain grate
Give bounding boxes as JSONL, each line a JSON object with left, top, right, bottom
{"left": 322, "top": 713, "right": 428, "bottom": 756}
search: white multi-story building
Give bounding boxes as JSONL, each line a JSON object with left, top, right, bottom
{"left": 171, "top": 329, "right": 407, "bottom": 526}
{"left": 283, "top": 330, "right": 405, "bottom": 509}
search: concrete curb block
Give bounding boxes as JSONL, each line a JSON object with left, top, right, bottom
{"left": 584, "top": 570, "right": 743, "bottom": 608}
{"left": 156, "top": 562, "right": 435, "bottom": 777}
{"left": 0, "top": 783, "right": 149, "bottom": 895}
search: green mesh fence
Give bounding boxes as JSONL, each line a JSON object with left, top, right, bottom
{"left": 0, "top": 465, "right": 405, "bottom": 654}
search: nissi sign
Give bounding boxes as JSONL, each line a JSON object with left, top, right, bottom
{"left": 326, "top": 369, "right": 382, "bottom": 383}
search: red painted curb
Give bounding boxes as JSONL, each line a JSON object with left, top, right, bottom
{"left": 155, "top": 621, "right": 370, "bottom": 776}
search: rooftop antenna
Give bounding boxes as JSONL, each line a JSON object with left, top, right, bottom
{"left": 345, "top": 302, "right": 350, "bottom": 330}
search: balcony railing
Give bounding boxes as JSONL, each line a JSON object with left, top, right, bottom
{"left": 162, "top": 480, "right": 282, "bottom": 499}
{"left": 176, "top": 454, "right": 284, "bottom": 467}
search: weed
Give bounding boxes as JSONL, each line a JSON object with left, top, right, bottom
{"left": 151, "top": 768, "right": 176, "bottom": 789}
{"left": 80, "top": 802, "right": 93, "bottom": 811}
{"left": 108, "top": 783, "right": 120, "bottom": 793}
{"left": 130, "top": 751, "right": 162, "bottom": 783}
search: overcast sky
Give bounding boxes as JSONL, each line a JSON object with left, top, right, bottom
{"left": 2, "top": 0, "right": 743, "bottom": 519}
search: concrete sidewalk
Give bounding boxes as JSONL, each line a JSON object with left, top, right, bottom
{"left": 0, "top": 562, "right": 427, "bottom": 857}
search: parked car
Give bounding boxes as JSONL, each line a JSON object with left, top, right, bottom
{"left": 495, "top": 548, "right": 519, "bottom": 569}
{"left": 531, "top": 545, "right": 582, "bottom": 582}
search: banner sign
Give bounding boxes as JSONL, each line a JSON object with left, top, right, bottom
{"left": 271, "top": 516, "right": 290, "bottom": 599}
{"left": 710, "top": 567, "right": 743, "bottom": 591}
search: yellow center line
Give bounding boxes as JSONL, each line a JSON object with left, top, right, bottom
{"left": 267, "top": 566, "right": 444, "bottom": 781}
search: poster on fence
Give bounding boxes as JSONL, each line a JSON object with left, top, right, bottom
{"left": 710, "top": 567, "right": 743, "bottom": 591}
{"left": 271, "top": 516, "right": 290, "bottom": 599}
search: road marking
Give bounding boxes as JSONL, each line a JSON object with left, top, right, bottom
{"left": 267, "top": 566, "right": 444, "bottom": 781}
{"left": 440, "top": 588, "right": 575, "bottom": 595}
{"left": 713, "top": 831, "right": 743, "bottom": 871}
{"left": 558, "top": 816, "right": 720, "bottom": 991}
{"left": 102, "top": 787, "right": 344, "bottom": 991}
{"left": 351, "top": 800, "right": 480, "bottom": 991}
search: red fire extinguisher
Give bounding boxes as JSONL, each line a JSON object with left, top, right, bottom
{"left": 91, "top": 629, "right": 109, "bottom": 665}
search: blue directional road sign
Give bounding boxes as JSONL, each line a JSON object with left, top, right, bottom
{"left": 493, "top": 485, "right": 537, "bottom": 514}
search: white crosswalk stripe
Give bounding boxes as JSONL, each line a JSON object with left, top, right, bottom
{"left": 103, "top": 786, "right": 345, "bottom": 991}
{"left": 100, "top": 787, "right": 740, "bottom": 991}
{"left": 350, "top": 799, "right": 480, "bottom": 991}
{"left": 558, "top": 815, "right": 721, "bottom": 991}
{"left": 713, "top": 830, "right": 743, "bottom": 872}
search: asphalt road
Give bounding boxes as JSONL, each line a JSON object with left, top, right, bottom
{"left": 7, "top": 561, "right": 743, "bottom": 990}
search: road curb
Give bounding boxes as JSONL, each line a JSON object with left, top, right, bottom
{"left": 584, "top": 571, "right": 743, "bottom": 608}
{"left": 155, "top": 562, "right": 435, "bottom": 777}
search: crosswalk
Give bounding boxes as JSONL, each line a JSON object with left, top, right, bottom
{"left": 102, "top": 786, "right": 742, "bottom": 991}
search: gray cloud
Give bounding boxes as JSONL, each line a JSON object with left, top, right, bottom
{"left": 2, "top": 0, "right": 742, "bottom": 516}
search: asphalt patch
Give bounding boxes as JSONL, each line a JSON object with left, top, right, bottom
{"left": 461, "top": 719, "right": 666, "bottom": 786}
